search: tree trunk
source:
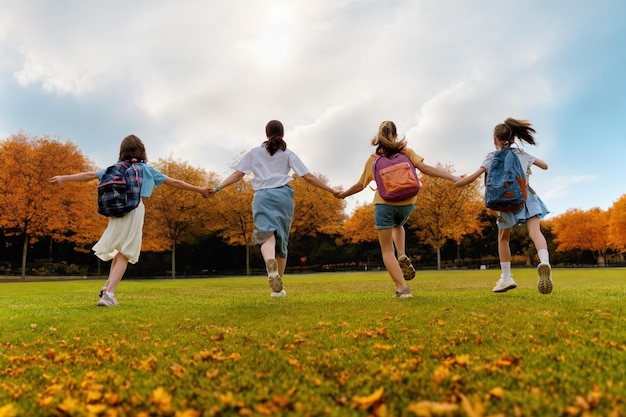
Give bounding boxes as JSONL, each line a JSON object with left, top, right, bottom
{"left": 21, "top": 234, "right": 28, "bottom": 280}
{"left": 245, "top": 238, "right": 250, "bottom": 276}
{"left": 171, "top": 241, "right": 176, "bottom": 279}
{"left": 436, "top": 247, "right": 442, "bottom": 270}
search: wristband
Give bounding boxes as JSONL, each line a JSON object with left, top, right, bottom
{"left": 216, "top": 185, "right": 222, "bottom": 192}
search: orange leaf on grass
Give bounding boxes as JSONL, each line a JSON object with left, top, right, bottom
{"left": 170, "top": 363, "right": 187, "bottom": 378}
{"left": 408, "top": 400, "right": 459, "bottom": 416}
{"left": 352, "top": 387, "right": 384, "bottom": 410}
{"left": 0, "top": 403, "right": 20, "bottom": 417}
{"left": 150, "top": 387, "right": 173, "bottom": 414}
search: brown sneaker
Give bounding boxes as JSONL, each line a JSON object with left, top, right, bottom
{"left": 266, "top": 259, "right": 283, "bottom": 292}
{"left": 398, "top": 255, "right": 416, "bottom": 281}
{"left": 537, "top": 263, "right": 553, "bottom": 294}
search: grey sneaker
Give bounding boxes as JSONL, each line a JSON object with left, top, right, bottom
{"left": 537, "top": 263, "right": 553, "bottom": 294}
{"left": 266, "top": 259, "right": 283, "bottom": 292}
{"left": 493, "top": 275, "right": 517, "bottom": 293}
{"left": 398, "top": 255, "right": 416, "bottom": 281}
{"left": 97, "top": 292, "right": 118, "bottom": 307}
{"left": 393, "top": 286, "right": 413, "bottom": 299}
{"left": 270, "top": 290, "right": 286, "bottom": 298}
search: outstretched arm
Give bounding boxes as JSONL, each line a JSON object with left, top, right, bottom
{"left": 164, "top": 177, "right": 210, "bottom": 198}
{"left": 209, "top": 170, "right": 246, "bottom": 194}
{"left": 414, "top": 161, "right": 460, "bottom": 182}
{"left": 455, "top": 167, "right": 486, "bottom": 187}
{"left": 533, "top": 158, "right": 548, "bottom": 170}
{"left": 336, "top": 182, "right": 364, "bottom": 199}
{"left": 48, "top": 171, "right": 98, "bottom": 184}
{"left": 302, "top": 173, "right": 340, "bottom": 197}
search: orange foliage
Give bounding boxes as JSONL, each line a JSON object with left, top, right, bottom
{"left": 341, "top": 203, "right": 377, "bottom": 244}
{"left": 409, "top": 163, "right": 484, "bottom": 249}
{"left": 211, "top": 178, "right": 255, "bottom": 246}
{"left": 608, "top": 193, "right": 626, "bottom": 250}
{"left": 290, "top": 174, "right": 344, "bottom": 238}
{"left": 551, "top": 207, "right": 613, "bottom": 259}
{"left": 0, "top": 133, "right": 105, "bottom": 276}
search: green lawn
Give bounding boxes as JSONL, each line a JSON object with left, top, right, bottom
{"left": 1, "top": 268, "right": 625, "bottom": 416}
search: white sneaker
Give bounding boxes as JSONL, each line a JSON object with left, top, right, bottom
{"left": 270, "top": 290, "right": 286, "bottom": 297}
{"left": 537, "top": 263, "right": 553, "bottom": 294}
{"left": 493, "top": 275, "right": 517, "bottom": 293}
{"left": 98, "top": 279, "right": 110, "bottom": 297}
{"left": 97, "top": 292, "right": 118, "bottom": 307}
{"left": 393, "top": 286, "right": 413, "bottom": 299}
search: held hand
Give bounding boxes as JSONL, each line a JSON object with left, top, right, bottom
{"left": 200, "top": 187, "right": 212, "bottom": 198}
{"left": 48, "top": 176, "right": 64, "bottom": 184}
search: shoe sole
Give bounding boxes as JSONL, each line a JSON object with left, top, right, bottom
{"left": 398, "top": 257, "right": 416, "bottom": 281}
{"left": 270, "top": 290, "right": 286, "bottom": 298}
{"left": 537, "top": 263, "right": 553, "bottom": 294}
{"left": 493, "top": 283, "right": 517, "bottom": 293}
{"left": 266, "top": 259, "right": 283, "bottom": 292}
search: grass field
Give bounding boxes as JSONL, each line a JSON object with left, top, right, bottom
{"left": 1, "top": 268, "right": 625, "bottom": 416}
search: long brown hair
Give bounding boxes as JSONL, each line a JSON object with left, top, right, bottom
{"left": 371, "top": 121, "right": 407, "bottom": 156}
{"left": 263, "top": 120, "right": 287, "bottom": 156}
{"left": 119, "top": 134, "right": 147, "bottom": 161}
{"left": 494, "top": 118, "right": 537, "bottom": 146}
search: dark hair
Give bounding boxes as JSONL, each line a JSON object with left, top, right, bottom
{"left": 119, "top": 134, "right": 147, "bottom": 161}
{"left": 371, "top": 120, "right": 406, "bottom": 156}
{"left": 263, "top": 120, "right": 287, "bottom": 156}
{"left": 494, "top": 118, "right": 537, "bottom": 146}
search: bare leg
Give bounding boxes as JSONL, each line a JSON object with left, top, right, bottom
{"left": 260, "top": 234, "right": 276, "bottom": 262}
{"left": 526, "top": 216, "right": 547, "bottom": 253}
{"left": 391, "top": 225, "right": 405, "bottom": 256}
{"left": 276, "top": 255, "right": 287, "bottom": 277}
{"left": 498, "top": 228, "right": 511, "bottom": 263}
{"left": 105, "top": 252, "right": 129, "bottom": 294}
{"left": 377, "top": 228, "right": 406, "bottom": 290}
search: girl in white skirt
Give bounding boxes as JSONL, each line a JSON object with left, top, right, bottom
{"left": 211, "top": 120, "right": 339, "bottom": 297}
{"left": 49, "top": 135, "right": 210, "bottom": 306}
{"left": 455, "top": 118, "right": 553, "bottom": 295}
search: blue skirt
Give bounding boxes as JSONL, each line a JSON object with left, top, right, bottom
{"left": 251, "top": 185, "right": 294, "bottom": 258}
{"left": 496, "top": 187, "right": 549, "bottom": 229}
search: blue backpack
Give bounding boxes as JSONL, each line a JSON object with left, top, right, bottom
{"left": 97, "top": 159, "right": 144, "bottom": 217}
{"left": 372, "top": 153, "right": 421, "bottom": 202}
{"left": 485, "top": 145, "right": 527, "bottom": 212}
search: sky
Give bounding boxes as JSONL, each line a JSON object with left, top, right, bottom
{"left": 1, "top": 0, "right": 625, "bottom": 218}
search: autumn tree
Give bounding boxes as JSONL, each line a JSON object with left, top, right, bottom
{"left": 142, "top": 157, "right": 217, "bottom": 278}
{"left": 341, "top": 203, "right": 377, "bottom": 244}
{"left": 551, "top": 207, "right": 613, "bottom": 265}
{"left": 211, "top": 177, "right": 255, "bottom": 275}
{"left": 407, "top": 163, "right": 480, "bottom": 269}
{"left": 608, "top": 194, "right": 626, "bottom": 251}
{"left": 289, "top": 174, "right": 344, "bottom": 266}
{"left": 0, "top": 133, "right": 100, "bottom": 279}
{"left": 290, "top": 174, "right": 343, "bottom": 238}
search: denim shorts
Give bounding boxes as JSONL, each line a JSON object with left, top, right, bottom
{"left": 374, "top": 204, "right": 415, "bottom": 230}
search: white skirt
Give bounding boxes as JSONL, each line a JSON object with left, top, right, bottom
{"left": 92, "top": 201, "right": 145, "bottom": 264}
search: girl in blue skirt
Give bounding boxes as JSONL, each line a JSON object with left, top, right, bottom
{"left": 212, "top": 120, "right": 338, "bottom": 297}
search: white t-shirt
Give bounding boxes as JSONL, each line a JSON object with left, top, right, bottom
{"left": 481, "top": 148, "right": 536, "bottom": 172}
{"left": 235, "top": 146, "right": 310, "bottom": 190}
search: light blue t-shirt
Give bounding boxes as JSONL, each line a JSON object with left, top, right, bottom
{"left": 235, "top": 147, "right": 310, "bottom": 190}
{"left": 96, "top": 162, "right": 167, "bottom": 197}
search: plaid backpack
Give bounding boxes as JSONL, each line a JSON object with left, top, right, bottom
{"left": 97, "top": 159, "right": 144, "bottom": 217}
{"left": 372, "top": 153, "right": 421, "bottom": 202}
{"left": 484, "top": 145, "right": 527, "bottom": 212}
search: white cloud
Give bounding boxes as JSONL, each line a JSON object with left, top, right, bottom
{"left": 1, "top": 0, "right": 624, "bottom": 217}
